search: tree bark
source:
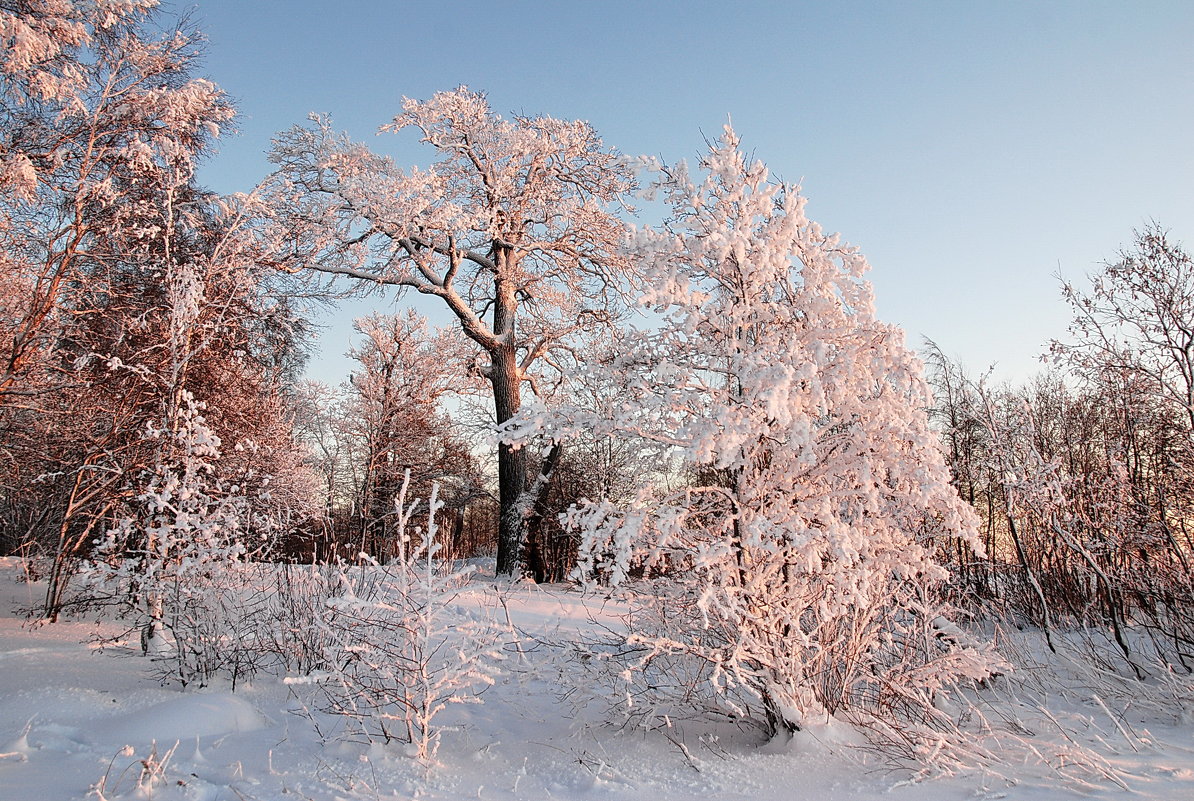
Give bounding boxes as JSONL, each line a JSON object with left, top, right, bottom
{"left": 491, "top": 260, "right": 527, "bottom": 576}
{"left": 521, "top": 441, "right": 564, "bottom": 582}
{"left": 492, "top": 349, "right": 526, "bottom": 575}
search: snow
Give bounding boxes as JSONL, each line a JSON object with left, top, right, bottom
{"left": 3, "top": 558, "right": 1194, "bottom": 801}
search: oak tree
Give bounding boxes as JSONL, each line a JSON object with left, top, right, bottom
{"left": 265, "top": 88, "right": 635, "bottom": 574}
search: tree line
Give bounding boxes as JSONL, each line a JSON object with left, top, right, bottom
{"left": 925, "top": 226, "right": 1194, "bottom": 672}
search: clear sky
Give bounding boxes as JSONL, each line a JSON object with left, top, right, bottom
{"left": 182, "top": 0, "right": 1194, "bottom": 385}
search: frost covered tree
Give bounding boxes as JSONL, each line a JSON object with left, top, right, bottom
{"left": 344, "top": 311, "right": 482, "bottom": 560}
{"left": 97, "top": 391, "right": 245, "bottom": 664}
{"left": 512, "top": 128, "right": 1003, "bottom": 752}
{"left": 0, "top": 1, "right": 317, "bottom": 614}
{"left": 0, "top": 0, "right": 233, "bottom": 403}
{"left": 0, "top": 0, "right": 225, "bottom": 564}
{"left": 17, "top": 163, "right": 313, "bottom": 616}
{"left": 0, "top": 0, "right": 217, "bottom": 584}
{"left": 265, "top": 88, "right": 635, "bottom": 574}
{"left": 85, "top": 202, "right": 315, "bottom": 653}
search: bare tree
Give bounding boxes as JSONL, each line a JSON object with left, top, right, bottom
{"left": 1054, "top": 225, "right": 1194, "bottom": 434}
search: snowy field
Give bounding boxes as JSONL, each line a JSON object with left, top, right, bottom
{"left": 2, "top": 558, "right": 1194, "bottom": 801}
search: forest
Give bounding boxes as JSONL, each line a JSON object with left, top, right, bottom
{"left": 2, "top": 2, "right": 1193, "bottom": 796}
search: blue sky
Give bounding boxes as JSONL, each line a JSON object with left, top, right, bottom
{"left": 184, "top": 0, "right": 1194, "bottom": 385}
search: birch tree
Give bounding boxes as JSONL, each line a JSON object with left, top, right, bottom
{"left": 0, "top": 2, "right": 317, "bottom": 617}
{"left": 0, "top": 0, "right": 234, "bottom": 602}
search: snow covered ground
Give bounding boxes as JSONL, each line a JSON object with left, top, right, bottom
{"left": 2, "top": 558, "right": 1194, "bottom": 801}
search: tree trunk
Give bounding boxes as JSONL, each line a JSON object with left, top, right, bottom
{"left": 490, "top": 256, "right": 526, "bottom": 575}
{"left": 1006, "top": 508, "right": 1056, "bottom": 652}
{"left": 522, "top": 441, "right": 564, "bottom": 582}
{"left": 492, "top": 343, "right": 525, "bottom": 575}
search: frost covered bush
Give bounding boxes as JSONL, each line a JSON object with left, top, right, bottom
{"left": 255, "top": 562, "right": 344, "bottom": 676}
{"left": 83, "top": 390, "right": 506, "bottom": 744}
{"left": 311, "top": 475, "right": 507, "bottom": 760}
{"left": 510, "top": 128, "right": 1006, "bottom": 762}
{"left": 89, "top": 393, "right": 280, "bottom": 687}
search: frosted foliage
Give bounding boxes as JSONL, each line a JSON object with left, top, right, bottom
{"left": 265, "top": 86, "right": 633, "bottom": 369}
{"left": 519, "top": 128, "right": 1002, "bottom": 756}
{"left": 90, "top": 392, "right": 253, "bottom": 685}
{"left": 0, "top": 0, "right": 157, "bottom": 101}
{"left": 314, "top": 475, "right": 506, "bottom": 761}
{"left": 0, "top": 0, "right": 227, "bottom": 184}
{"left": 0, "top": 153, "right": 37, "bottom": 201}
{"left": 0, "top": 0, "right": 233, "bottom": 400}
{"left": 113, "top": 392, "right": 240, "bottom": 568}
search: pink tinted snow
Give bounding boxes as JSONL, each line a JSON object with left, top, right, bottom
{"left": 3, "top": 560, "right": 1194, "bottom": 801}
